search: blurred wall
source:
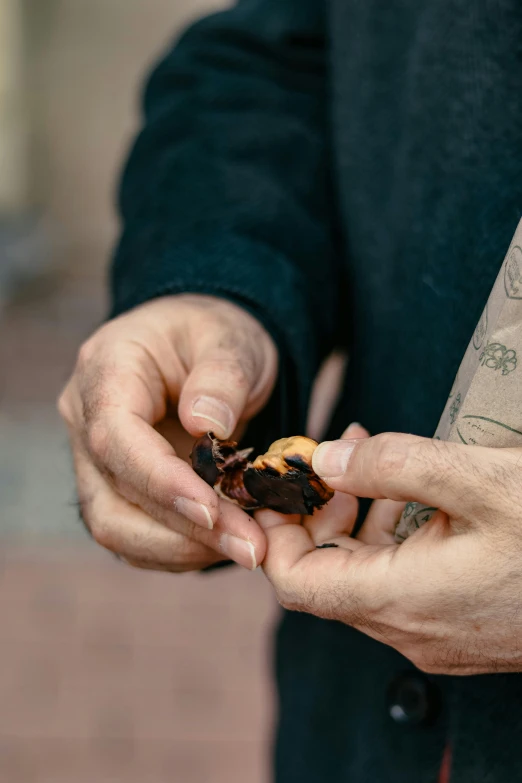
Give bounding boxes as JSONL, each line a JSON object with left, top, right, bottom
{"left": 26, "top": 0, "right": 231, "bottom": 270}
{"left": 0, "top": 0, "right": 230, "bottom": 537}
{"left": 0, "top": 0, "right": 29, "bottom": 213}
{"left": 0, "top": 5, "right": 276, "bottom": 783}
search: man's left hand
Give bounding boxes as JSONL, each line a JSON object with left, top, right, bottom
{"left": 259, "top": 428, "right": 522, "bottom": 675}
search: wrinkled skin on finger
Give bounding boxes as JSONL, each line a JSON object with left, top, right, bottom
{"left": 58, "top": 294, "right": 277, "bottom": 572}
{"left": 260, "top": 426, "right": 522, "bottom": 676}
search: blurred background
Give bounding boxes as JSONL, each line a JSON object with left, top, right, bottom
{"left": 0, "top": 1, "right": 277, "bottom": 780}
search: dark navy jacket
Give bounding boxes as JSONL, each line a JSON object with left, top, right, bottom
{"left": 111, "top": 2, "right": 522, "bottom": 780}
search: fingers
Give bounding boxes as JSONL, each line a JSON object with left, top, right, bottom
{"left": 74, "top": 441, "right": 265, "bottom": 570}
{"left": 256, "top": 426, "right": 427, "bottom": 639}
{"left": 178, "top": 303, "right": 278, "bottom": 439}
{"left": 180, "top": 357, "right": 255, "bottom": 440}
{"left": 58, "top": 296, "right": 276, "bottom": 572}
{"left": 257, "top": 492, "right": 371, "bottom": 622}
{"left": 215, "top": 501, "right": 265, "bottom": 569}
{"left": 312, "top": 432, "right": 512, "bottom": 522}
{"left": 87, "top": 406, "right": 222, "bottom": 528}
{"left": 255, "top": 486, "right": 358, "bottom": 551}
{"left": 253, "top": 423, "right": 365, "bottom": 555}
{"left": 302, "top": 491, "right": 359, "bottom": 544}
{"left": 59, "top": 295, "right": 277, "bottom": 529}
{"left": 341, "top": 422, "right": 370, "bottom": 440}
{"left": 95, "top": 412, "right": 266, "bottom": 566}
{"left": 63, "top": 356, "right": 223, "bottom": 530}
{"left": 259, "top": 512, "right": 315, "bottom": 573}
{"left": 73, "top": 443, "right": 222, "bottom": 571}
{"left": 61, "top": 331, "right": 261, "bottom": 534}
{"left": 357, "top": 499, "right": 405, "bottom": 545}
{"left": 306, "top": 351, "right": 348, "bottom": 441}
{"left": 260, "top": 507, "right": 393, "bottom": 628}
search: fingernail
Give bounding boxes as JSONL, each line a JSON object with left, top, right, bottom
{"left": 342, "top": 422, "right": 365, "bottom": 439}
{"left": 191, "top": 396, "right": 234, "bottom": 438}
{"left": 175, "top": 497, "right": 214, "bottom": 530}
{"left": 220, "top": 533, "right": 257, "bottom": 570}
{"left": 312, "top": 440, "right": 356, "bottom": 478}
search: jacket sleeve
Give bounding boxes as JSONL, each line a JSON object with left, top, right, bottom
{"left": 110, "top": 0, "right": 343, "bottom": 443}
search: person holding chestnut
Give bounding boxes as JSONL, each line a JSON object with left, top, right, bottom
{"left": 58, "top": 1, "right": 522, "bottom": 781}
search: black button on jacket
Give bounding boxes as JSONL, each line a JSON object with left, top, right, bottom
{"left": 110, "top": 1, "right": 522, "bottom": 780}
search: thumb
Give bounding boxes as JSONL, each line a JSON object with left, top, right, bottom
{"left": 178, "top": 319, "right": 277, "bottom": 439}
{"left": 259, "top": 510, "right": 391, "bottom": 630}
{"left": 312, "top": 432, "right": 504, "bottom": 521}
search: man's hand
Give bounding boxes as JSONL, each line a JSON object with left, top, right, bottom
{"left": 58, "top": 294, "right": 277, "bottom": 572}
{"left": 260, "top": 430, "right": 522, "bottom": 675}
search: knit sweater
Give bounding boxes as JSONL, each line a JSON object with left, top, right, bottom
{"left": 111, "top": 2, "right": 522, "bottom": 780}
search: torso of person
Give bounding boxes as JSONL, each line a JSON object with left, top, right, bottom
{"left": 276, "top": 4, "right": 522, "bottom": 783}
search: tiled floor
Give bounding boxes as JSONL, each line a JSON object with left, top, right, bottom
{"left": 0, "top": 545, "right": 277, "bottom": 783}
{"left": 0, "top": 2, "right": 277, "bottom": 781}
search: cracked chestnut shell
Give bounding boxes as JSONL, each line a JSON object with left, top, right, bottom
{"left": 190, "top": 433, "right": 334, "bottom": 515}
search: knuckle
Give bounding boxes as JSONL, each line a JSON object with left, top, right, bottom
{"left": 57, "top": 388, "right": 73, "bottom": 424}
{"left": 411, "top": 655, "right": 441, "bottom": 675}
{"left": 373, "top": 433, "right": 409, "bottom": 494}
{"left": 178, "top": 540, "right": 220, "bottom": 570}
{"left": 417, "top": 439, "right": 456, "bottom": 493}
{"left": 87, "top": 419, "right": 110, "bottom": 464}
{"left": 77, "top": 337, "right": 97, "bottom": 369}
{"left": 81, "top": 370, "right": 111, "bottom": 427}
{"left": 90, "top": 520, "right": 116, "bottom": 551}
{"left": 117, "top": 445, "right": 145, "bottom": 493}
{"left": 170, "top": 530, "right": 198, "bottom": 556}
{"left": 143, "top": 465, "right": 170, "bottom": 507}
{"left": 273, "top": 581, "right": 301, "bottom": 612}
{"left": 231, "top": 359, "right": 252, "bottom": 386}
{"left": 217, "top": 358, "right": 252, "bottom": 389}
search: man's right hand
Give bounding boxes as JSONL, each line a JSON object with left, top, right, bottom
{"left": 58, "top": 294, "right": 278, "bottom": 572}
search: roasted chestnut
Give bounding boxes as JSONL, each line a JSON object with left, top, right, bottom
{"left": 190, "top": 433, "right": 334, "bottom": 515}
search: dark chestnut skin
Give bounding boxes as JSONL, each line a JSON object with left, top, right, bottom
{"left": 190, "top": 433, "right": 259, "bottom": 510}
{"left": 190, "top": 433, "right": 334, "bottom": 515}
